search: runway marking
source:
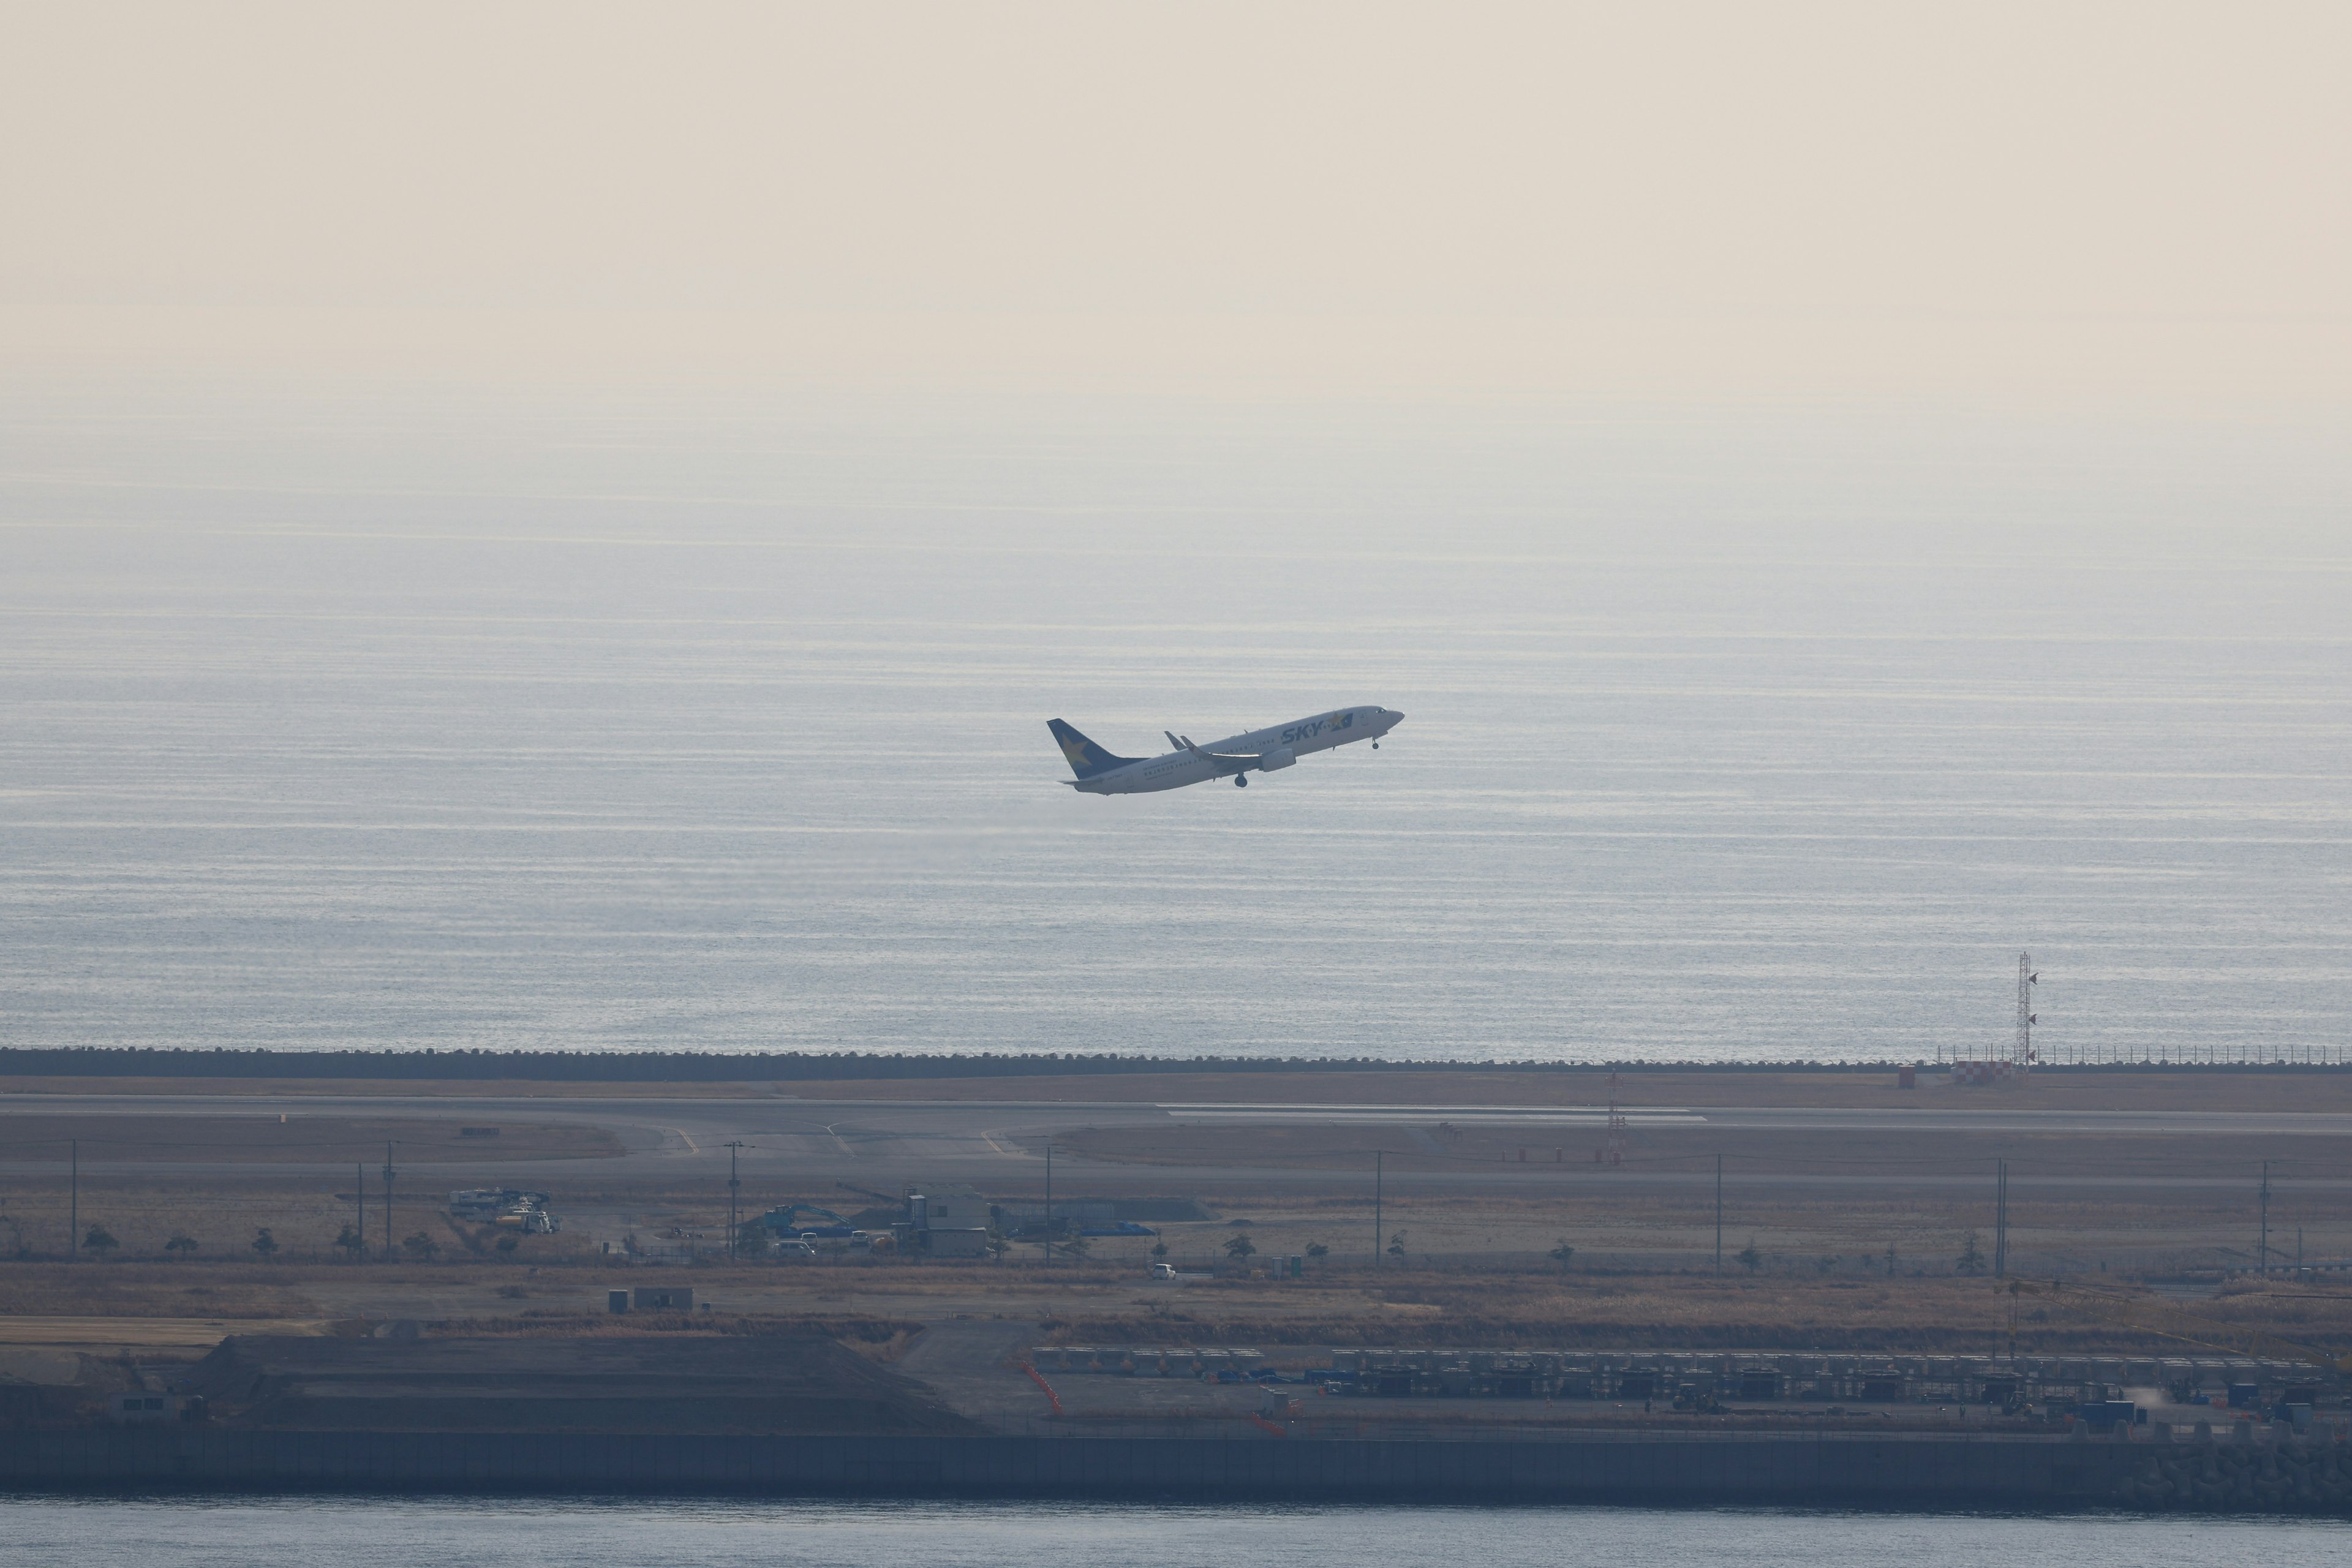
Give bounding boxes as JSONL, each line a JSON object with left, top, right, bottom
{"left": 1167, "top": 1109, "right": 1707, "bottom": 1126}
{"left": 666, "top": 1128, "right": 698, "bottom": 1154}
{"left": 1156, "top": 1103, "right": 1694, "bottom": 1115}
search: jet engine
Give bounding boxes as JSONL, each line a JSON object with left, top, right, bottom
{"left": 1256, "top": 747, "right": 1295, "bottom": 772}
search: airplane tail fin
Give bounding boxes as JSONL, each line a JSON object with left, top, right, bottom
{"left": 1047, "top": 718, "right": 1138, "bottom": 780}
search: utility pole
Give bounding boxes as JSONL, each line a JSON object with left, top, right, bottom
{"left": 69, "top": 1139, "right": 78, "bottom": 1259}
{"left": 382, "top": 1141, "right": 398, "bottom": 1261}
{"left": 1714, "top": 1154, "right": 1723, "bottom": 1275}
{"left": 1993, "top": 1159, "right": 2008, "bottom": 1279}
{"left": 1374, "top": 1152, "right": 1384, "bottom": 1267}
{"left": 2259, "top": 1161, "right": 2271, "bottom": 1276}
{"left": 356, "top": 1163, "right": 366, "bottom": 1261}
{"left": 1044, "top": 1140, "right": 1053, "bottom": 1268}
{"left": 723, "top": 1142, "right": 745, "bottom": 1261}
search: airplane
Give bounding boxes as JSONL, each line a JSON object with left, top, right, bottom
{"left": 1047, "top": 706, "right": 1404, "bottom": 794}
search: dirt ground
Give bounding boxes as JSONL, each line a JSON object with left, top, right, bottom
{"left": 6, "top": 1256, "right": 2350, "bottom": 1358}
{"left": 4, "top": 1148, "right": 2342, "bottom": 1285}
{"left": 183, "top": 1332, "right": 979, "bottom": 1435}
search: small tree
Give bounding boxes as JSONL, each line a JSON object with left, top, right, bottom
{"left": 1955, "top": 1230, "right": 1986, "bottom": 1275}
{"left": 1815, "top": 1254, "right": 1839, "bottom": 1275}
{"left": 400, "top": 1231, "right": 439, "bottom": 1262}
{"left": 1884, "top": 1243, "right": 1898, "bottom": 1275}
{"left": 494, "top": 1234, "right": 520, "bottom": 1258}
{"left": 1304, "top": 1242, "right": 1328, "bottom": 1262}
{"left": 332, "top": 1225, "right": 363, "bottom": 1259}
{"left": 1149, "top": 1240, "right": 1170, "bottom": 1261}
{"left": 986, "top": 1224, "right": 1011, "bottom": 1263}
{"left": 165, "top": 1233, "right": 200, "bottom": 1258}
{"left": 1223, "top": 1232, "right": 1257, "bottom": 1261}
{"left": 1736, "top": 1241, "right": 1763, "bottom": 1275}
{"left": 251, "top": 1227, "right": 279, "bottom": 1257}
{"left": 1387, "top": 1231, "right": 1407, "bottom": 1261}
{"left": 1057, "top": 1234, "right": 1092, "bottom": 1261}
{"left": 83, "top": 1224, "right": 119, "bottom": 1257}
{"left": 1547, "top": 1240, "right": 1575, "bottom": 1271}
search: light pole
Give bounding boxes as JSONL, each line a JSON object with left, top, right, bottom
{"left": 724, "top": 1142, "right": 745, "bottom": 1260}
{"left": 1994, "top": 1159, "right": 2008, "bottom": 1280}
{"left": 1374, "top": 1152, "right": 1383, "bottom": 1268}
{"left": 382, "top": 1142, "right": 398, "bottom": 1261}
{"left": 2259, "top": 1161, "right": 2271, "bottom": 1277}
{"left": 69, "top": 1139, "right": 78, "bottom": 1259}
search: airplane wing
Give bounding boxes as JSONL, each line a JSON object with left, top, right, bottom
{"left": 1178, "top": 736, "right": 1262, "bottom": 768}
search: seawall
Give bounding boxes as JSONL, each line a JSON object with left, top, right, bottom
{"left": 0, "top": 1428, "right": 2191, "bottom": 1508}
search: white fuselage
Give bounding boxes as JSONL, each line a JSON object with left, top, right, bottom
{"left": 1072, "top": 706, "right": 1403, "bottom": 794}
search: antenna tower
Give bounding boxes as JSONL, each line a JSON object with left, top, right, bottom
{"left": 1953, "top": 954, "right": 2041, "bottom": 1085}
{"left": 2015, "top": 952, "right": 2038, "bottom": 1071}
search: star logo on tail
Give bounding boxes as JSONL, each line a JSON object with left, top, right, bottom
{"left": 1058, "top": 735, "right": 1090, "bottom": 768}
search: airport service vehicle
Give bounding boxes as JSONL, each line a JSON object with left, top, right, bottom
{"left": 1049, "top": 706, "right": 1404, "bottom": 794}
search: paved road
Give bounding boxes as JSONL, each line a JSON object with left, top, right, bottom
{"left": 4, "top": 1093, "right": 2347, "bottom": 1195}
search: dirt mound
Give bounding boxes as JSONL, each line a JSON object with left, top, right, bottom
{"left": 182, "top": 1333, "right": 978, "bottom": 1435}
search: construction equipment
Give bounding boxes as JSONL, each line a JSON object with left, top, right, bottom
{"left": 2004, "top": 1278, "right": 2352, "bottom": 1377}
{"left": 755, "top": 1204, "right": 855, "bottom": 1238}
{"left": 448, "top": 1189, "right": 559, "bottom": 1232}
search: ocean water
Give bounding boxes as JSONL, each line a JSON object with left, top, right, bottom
{"left": 5, "top": 1496, "right": 2351, "bottom": 1567}
{"left": 3, "top": 384, "right": 2348, "bottom": 1065}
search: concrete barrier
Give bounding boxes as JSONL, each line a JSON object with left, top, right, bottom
{"left": 0, "top": 1428, "right": 2216, "bottom": 1509}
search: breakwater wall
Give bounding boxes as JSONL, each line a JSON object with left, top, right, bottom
{"left": 9, "top": 1047, "right": 2328, "bottom": 1082}
{"left": 9, "top": 1428, "right": 2328, "bottom": 1511}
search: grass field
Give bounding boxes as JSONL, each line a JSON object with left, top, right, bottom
{"left": 2, "top": 1256, "right": 2348, "bottom": 1363}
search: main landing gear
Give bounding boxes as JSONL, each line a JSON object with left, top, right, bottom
{"left": 1234, "top": 774, "right": 1248, "bottom": 787}
{"left": 1372, "top": 742, "right": 1380, "bottom": 749}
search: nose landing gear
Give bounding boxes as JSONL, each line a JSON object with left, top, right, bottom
{"left": 1234, "top": 774, "right": 1248, "bottom": 788}
{"left": 1372, "top": 742, "right": 1380, "bottom": 749}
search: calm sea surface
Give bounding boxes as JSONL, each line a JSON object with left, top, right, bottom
{"left": 6, "top": 1496, "right": 2352, "bottom": 1568}
{"left": 4, "top": 386, "right": 2348, "bottom": 1064}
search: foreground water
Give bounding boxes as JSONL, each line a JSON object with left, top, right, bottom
{"left": 4, "top": 386, "right": 2347, "bottom": 1064}
{"left": 4, "top": 1496, "right": 2350, "bottom": 1567}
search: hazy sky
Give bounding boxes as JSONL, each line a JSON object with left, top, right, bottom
{"left": 4, "top": 2, "right": 2346, "bottom": 410}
